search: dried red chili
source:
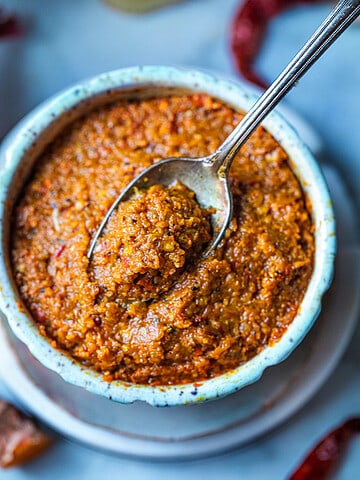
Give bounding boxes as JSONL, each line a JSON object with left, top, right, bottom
{"left": 54, "top": 244, "right": 66, "bottom": 258}
{"left": 230, "top": 0, "right": 325, "bottom": 89}
{"left": 0, "top": 8, "right": 23, "bottom": 39}
{"left": 288, "top": 417, "right": 360, "bottom": 480}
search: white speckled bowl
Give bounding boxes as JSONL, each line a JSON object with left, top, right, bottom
{"left": 0, "top": 66, "right": 335, "bottom": 406}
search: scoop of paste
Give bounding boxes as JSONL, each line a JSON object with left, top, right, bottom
{"left": 91, "top": 182, "right": 212, "bottom": 304}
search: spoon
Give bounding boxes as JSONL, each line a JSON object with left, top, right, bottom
{"left": 87, "top": 0, "right": 359, "bottom": 260}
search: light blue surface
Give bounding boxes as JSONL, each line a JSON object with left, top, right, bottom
{"left": 0, "top": 0, "right": 359, "bottom": 478}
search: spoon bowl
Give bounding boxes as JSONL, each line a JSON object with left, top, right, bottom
{"left": 87, "top": 154, "right": 232, "bottom": 259}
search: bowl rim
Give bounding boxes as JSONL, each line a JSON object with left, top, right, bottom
{"left": 0, "top": 65, "right": 336, "bottom": 406}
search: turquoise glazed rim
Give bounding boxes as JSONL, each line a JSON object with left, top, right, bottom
{"left": 0, "top": 66, "right": 336, "bottom": 406}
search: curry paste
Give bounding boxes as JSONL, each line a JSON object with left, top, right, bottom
{"left": 12, "top": 94, "right": 314, "bottom": 385}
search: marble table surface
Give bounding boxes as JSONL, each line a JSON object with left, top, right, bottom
{"left": 0, "top": 0, "right": 359, "bottom": 478}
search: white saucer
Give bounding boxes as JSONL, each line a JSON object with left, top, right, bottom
{"left": 0, "top": 166, "right": 359, "bottom": 460}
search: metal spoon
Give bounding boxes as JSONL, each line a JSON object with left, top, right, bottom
{"left": 88, "top": 0, "right": 359, "bottom": 260}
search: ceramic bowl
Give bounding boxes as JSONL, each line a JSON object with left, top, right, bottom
{"left": 0, "top": 66, "right": 335, "bottom": 406}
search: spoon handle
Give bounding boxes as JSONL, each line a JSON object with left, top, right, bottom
{"left": 213, "top": 0, "right": 360, "bottom": 172}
